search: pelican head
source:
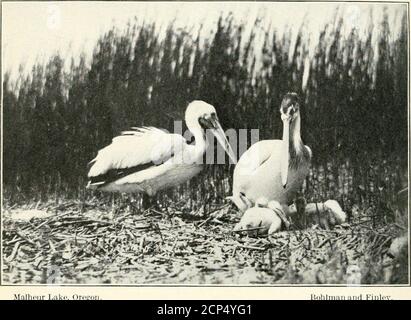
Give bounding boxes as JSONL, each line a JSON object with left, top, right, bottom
{"left": 279, "top": 92, "right": 300, "bottom": 188}
{"left": 280, "top": 92, "right": 300, "bottom": 123}
{"left": 185, "top": 100, "right": 237, "bottom": 164}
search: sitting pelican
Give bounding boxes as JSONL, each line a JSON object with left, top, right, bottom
{"left": 87, "top": 100, "right": 236, "bottom": 207}
{"left": 230, "top": 92, "right": 311, "bottom": 212}
{"left": 229, "top": 93, "right": 346, "bottom": 233}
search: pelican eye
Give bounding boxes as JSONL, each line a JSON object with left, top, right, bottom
{"left": 198, "top": 115, "right": 216, "bottom": 129}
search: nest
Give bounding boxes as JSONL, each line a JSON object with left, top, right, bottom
{"left": 2, "top": 200, "right": 407, "bottom": 284}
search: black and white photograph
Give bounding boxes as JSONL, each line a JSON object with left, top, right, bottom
{"left": 1, "top": 1, "right": 409, "bottom": 289}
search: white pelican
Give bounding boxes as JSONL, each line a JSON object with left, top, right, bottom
{"left": 229, "top": 93, "right": 346, "bottom": 233}
{"left": 87, "top": 100, "right": 236, "bottom": 207}
{"left": 230, "top": 92, "right": 311, "bottom": 212}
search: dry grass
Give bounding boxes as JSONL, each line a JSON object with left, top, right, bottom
{"left": 2, "top": 199, "right": 408, "bottom": 285}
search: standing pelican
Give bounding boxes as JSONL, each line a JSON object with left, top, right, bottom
{"left": 230, "top": 92, "right": 311, "bottom": 212}
{"left": 87, "top": 100, "right": 236, "bottom": 207}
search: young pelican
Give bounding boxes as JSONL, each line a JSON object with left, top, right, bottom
{"left": 87, "top": 101, "right": 236, "bottom": 206}
{"left": 233, "top": 197, "right": 289, "bottom": 236}
{"left": 230, "top": 92, "right": 311, "bottom": 212}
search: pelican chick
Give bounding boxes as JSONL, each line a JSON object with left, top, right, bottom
{"left": 233, "top": 198, "right": 285, "bottom": 236}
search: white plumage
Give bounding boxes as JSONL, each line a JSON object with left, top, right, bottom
{"left": 233, "top": 198, "right": 285, "bottom": 236}
{"left": 88, "top": 127, "right": 186, "bottom": 178}
{"left": 232, "top": 140, "right": 311, "bottom": 207}
{"left": 87, "top": 101, "right": 236, "bottom": 197}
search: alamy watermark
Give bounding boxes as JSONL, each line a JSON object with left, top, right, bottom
{"left": 149, "top": 120, "right": 261, "bottom": 167}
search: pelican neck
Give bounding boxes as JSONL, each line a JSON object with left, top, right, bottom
{"left": 289, "top": 115, "right": 304, "bottom": 157}
{"left": 189, "top": 125, "right": 208, "bottom": 158}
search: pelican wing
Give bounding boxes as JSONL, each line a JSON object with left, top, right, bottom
{"left": 88, "top": 127, "right": 187, "bottom": 183}
{"left": 234, "top": 140, "right": 280, "bottom": 176}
